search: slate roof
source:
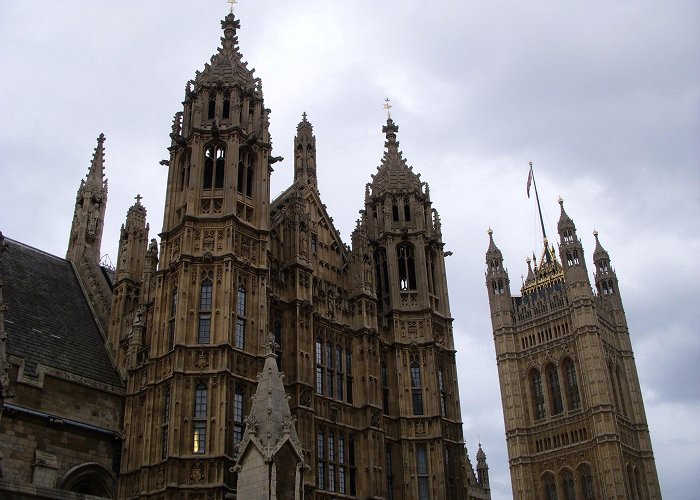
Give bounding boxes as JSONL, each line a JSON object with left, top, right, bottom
{"left": 0, "top": 237, "right": 123, "bottom": 388}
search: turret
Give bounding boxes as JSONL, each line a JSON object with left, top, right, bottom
{"left": 364, "top": 117, "right": 447, "bottom": 316}
{"left": 161, "top": 12, "right": 273, "bottom": 237}
{"left": 115, "top": 195, "right": 149, "bottom": 282}
{"left": 476, "top": 443, "right": 490, "bottom": 491}
{"left": 485, "top": 229, "right": 513, "bottom": 329}
{"left": 592, "top": 231, "right": 620, "bottom": 300}
{"left": 293, "top": 112, "right": 317, "bottom": 188}
{"left": 557, "top": 197, "right": 592, "bottom": 298}
{"left": 67, "top": 134, "right": 108, "bottom": 264}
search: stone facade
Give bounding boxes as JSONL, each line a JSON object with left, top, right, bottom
{"left": 486, "top": 199, "right": 661, "bottom": 499}
{"left": 0, "top": 11, "right": 491, "bottom": 500}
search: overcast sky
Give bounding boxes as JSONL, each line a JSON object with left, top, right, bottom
{"left": 1, "top": 1, "right": 698, "bottom": 498}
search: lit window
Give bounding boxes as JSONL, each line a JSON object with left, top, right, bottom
{"left": 193, "top": 383, "right": 208, "bottom": 454}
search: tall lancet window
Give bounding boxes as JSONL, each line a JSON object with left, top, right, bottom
{"left": 563, "top": 358, "right": 581, "bottom": 410}
{"left": 193, "top": 382, "right": 208, "bottom": 454}
{"left": 203, "top": 145, "right": 225, "bottom": 190}
{"left": 237, "top": 149, "right": 254, "bottom": 197}
{"left": 547, "top": 364, "right": 564, "bottom": 415}
{"left": 416, "top": 445, "right": 429, "bottom": 500}
{"left": 410, "top": 360, "right": 424, "bottom": 415}
{"left": 235, "top": 285, "right": 246, "bottom": 349}
{"left": 198, "top": 277, "right": 213, "bottom": 344}
{"left": 531, "top": 369, "right": 546, "bottom": 421}
{"left": 397, "top": 243, "right": 417, "bottom": 291}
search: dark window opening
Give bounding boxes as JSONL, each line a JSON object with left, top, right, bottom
{"left": 404, "top": 202, "right": 411, "bottom": 221}
{"left": 392, "top": 203, "right": 399, "bottom": 222}
{"left": 411, "top": 361, "right": 424, "bottom": 415}
{"left": 398, "top": 244, "right": 417, "bottom": 290}
{"left": 223, "top": 98, "right": 230, "bottom": 119}
{"left": 208, "top": 98, "right": 215, "bottom": 120}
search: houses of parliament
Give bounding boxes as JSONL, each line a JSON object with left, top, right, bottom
{"left": 0, "top": 10, "right": 659, "bottom": 500}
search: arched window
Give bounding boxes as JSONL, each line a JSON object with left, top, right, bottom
{"left": 60, "top": 463, "right": 116, "bottom": 498}
{"left": 627, "top": 464, "right": 637, "bottom": 500}
{"left": 416, "top": 445, "right": 429, "bottom": 500}
{"left": 204, "top": 147, "right": 214, "bottom": 190}
{"left": 198, "top": 278, "right": 213, "bottom": 343}
{"left": 208, "top": 96, "right": 216, "bottom": 120}
{"left": 315, "top": 339, "right": 323, "bottom": 395}
{"left": 374, "top": 247, "right": 390, "bottom": 311}
{"left": 232, "top": 384, "right": 245, "bottom": 447}
{"left": 547, "top": 364, "right": 564, "bottom": 415}
{"left": 193, "top": 382, "right": 208, "bottom": 454}
{"left": 161, "top": 385, "right": 171, "bottom": 459}
{"left": 438, "top": 366, "right": 447, "bottom": 417}
{"left": 615, "top": 365, "right": 628, "bottom": 416}
{"left": 563, "top": 358, "right": 581, "bottom": 410}
{"left": 381, "top": 362, "right": 390, "bottom": 413}
{"left": 203, "top": 145, "right": 225, "bottom": 190}
{"left": 397, "top": 244, "right": 417, "bottom": 291}
{"left": 237, "top": 149, "right": 255, "bottom": 197}
{"left": 578, "top": 464, "right": 596, "bottom": 500}
{"left": 179, "top": 152, "right": 190, "bottom": 191}
{"left": 223, "top": 96, "right": 231, "bottom": 119}
{"left": 543, "top": 472, "right": 558, "bottom": 500}
{"left": 404, "top": 202, "right": 411, "bottom": 221}
{"left": 531, "top": 369, "right": 546, "bottom": 420}
{"left": 235, "top": 286, "right": 246, "bottom": 349}
{"left": 392, "top": 203, "right": 399, "bottom": 222}
{"left": 634, "top": 466, "right": 645, "bottom": 499}
{"left": 561, "top": 469, "right": 575, "bottom": 500}
{"left": 215, "top": 146, "right": 225, "bottom": 189}
{"left": 168, "top": 286, "right": 177, "bottom": 351}
{"left": 410, "top": 360, "right": 423, "bottom": 415}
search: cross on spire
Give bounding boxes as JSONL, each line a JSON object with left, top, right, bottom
{"left": 135, "top": 194, "right": 143, "bottom": 205}
{"left": 383, "top": 97, "right": 392, "bottom": 118}
{"left": 227, "top": 0, "right": 237, "bottom": 13}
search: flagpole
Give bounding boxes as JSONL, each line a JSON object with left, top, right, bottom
{"left": 529, "top": 161, "right": 547, "bottom": 241}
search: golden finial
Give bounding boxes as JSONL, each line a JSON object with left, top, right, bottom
{"left": 383, "top": 97, "right": 392, "bottom": 118}
{"left": 227, "top": 0, "right": 237, "bottom": 13}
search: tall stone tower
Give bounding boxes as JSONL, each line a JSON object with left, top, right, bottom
{"left": 486, "top": 198, "right": 661, "bottom": 499}
{"left": 115, "top": 13, "right": 275, "bottom": 498}
{"left": 360, "top": 117, "right": 473, "bottom": 499}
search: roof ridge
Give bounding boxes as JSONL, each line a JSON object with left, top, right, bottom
{"left": 2, "top": 236, "right": 68, "bottom": 263}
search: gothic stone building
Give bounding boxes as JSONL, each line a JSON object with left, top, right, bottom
{"left": 0, "top": 13, "right": 491, "bottom": 500}
{"left": 486, "top": 200, "right": 661, "bottom": 499}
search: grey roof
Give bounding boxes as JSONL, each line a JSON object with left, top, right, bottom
{"left": 0, "top": 237, "right": 123, "bottom": 388}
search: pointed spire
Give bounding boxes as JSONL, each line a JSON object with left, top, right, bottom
{"left": 294, "top": 112, "right": 317, "bottom": 187}
{"left": 593, "top": 230, "right": 610, "bottom": 262}
{"left": 240, "top": 334, "right": 303, "bottom": 459}
{"left": 557, "top": 196, "right": 575, "bottom": 232}
{"left": 486, "top": 228, "right": 501, "bottom": 257}
{"left": 86, "top": 133, "right": 107, "bottom": 189}
{"left": 371, "top": 116, "right": 421, "bottom": 196}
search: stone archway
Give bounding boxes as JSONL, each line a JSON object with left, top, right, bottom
{"left": 59, "top": 462, "right": 116, "bottom": 499}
